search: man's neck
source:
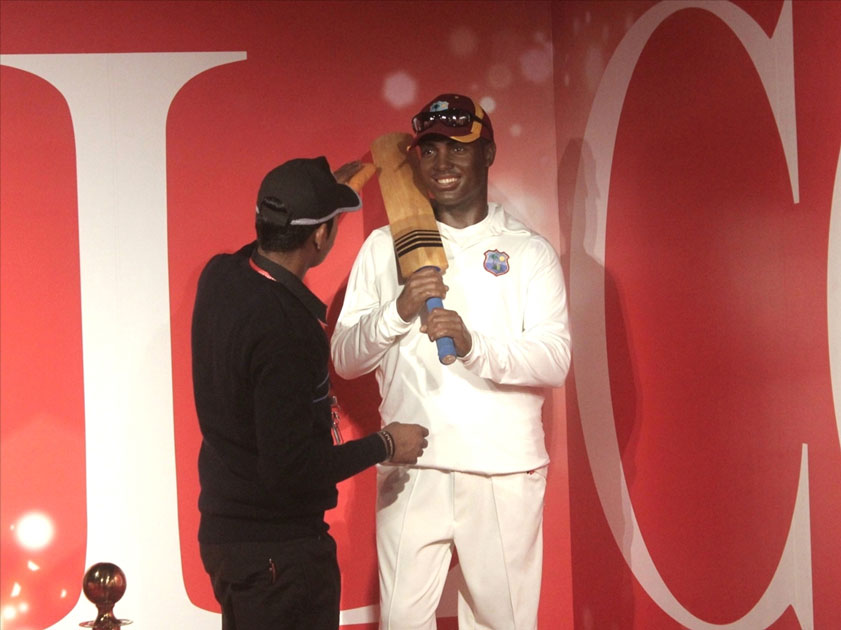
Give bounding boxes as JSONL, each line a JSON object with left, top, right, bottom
{"left": 256, "top": 246, "right": 308, "bottom": 280}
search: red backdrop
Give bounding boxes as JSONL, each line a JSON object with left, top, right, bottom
{"left": 1, "top": 1, "right": 839, "bottom": 629}
{"left": 554, "top": 1, "right": 841, "bottom": 629}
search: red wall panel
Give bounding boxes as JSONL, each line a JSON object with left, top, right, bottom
{"left": 555, "top": 1, "right": 841, "bottom": 628}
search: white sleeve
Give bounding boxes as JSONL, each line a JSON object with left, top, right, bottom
{"left": 330, "top": 230, "right": 413, "bottom": 379}
{"left": 460, "top": 239, "right": 571, "bottom": 387}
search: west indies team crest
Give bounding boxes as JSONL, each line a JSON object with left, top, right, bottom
{"left": 483, "top": 249, "right": 510, "bottom": 276}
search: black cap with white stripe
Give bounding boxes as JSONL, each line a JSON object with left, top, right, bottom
{"left": 256, "top": 156, "right": 361, "bottom": 228}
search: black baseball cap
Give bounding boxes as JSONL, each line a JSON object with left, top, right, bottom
{"left": 256, "top": 156, "right": 361, "bottom": 228}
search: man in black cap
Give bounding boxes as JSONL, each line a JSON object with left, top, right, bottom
{"left": 192, "top": 156, "right": 428, "bottom": 629}
{"left": 332, "top": 95, "right": 571, "bottom": 629}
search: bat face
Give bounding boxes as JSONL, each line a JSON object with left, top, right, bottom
{"left": 371, "top": 132, "right": 458, "bottom": 366}
{"left": 371, "top": 132, "right": 448, "bottom": 279}
{"left": 391, "top": 214, "right": 443, "bottom": 261}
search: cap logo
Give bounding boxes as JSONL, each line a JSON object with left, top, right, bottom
{"left": 429, "top": 100, "right": 450, "bottom": 112}
{"left": 483, "top": 249, "right": 510, "bottom": 276}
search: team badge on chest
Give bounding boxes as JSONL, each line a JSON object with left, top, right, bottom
{"left": 483, "top": 249, "right": 510, "bottom": 276}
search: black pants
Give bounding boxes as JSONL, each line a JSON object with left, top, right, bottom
{"left": 200, "top": 536, "right": 341, "bottom": 630}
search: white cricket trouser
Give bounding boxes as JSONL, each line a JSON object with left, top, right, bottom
{"left": 376, "top": 465, "right": 547, "bottom": 630}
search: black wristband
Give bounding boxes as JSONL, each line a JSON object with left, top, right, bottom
{"left": 378, "top": 429, "right": 395, "bottom": 462}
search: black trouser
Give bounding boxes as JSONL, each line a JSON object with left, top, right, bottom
{"left": 200, "top": 535, "right": 341, "bottom": 630}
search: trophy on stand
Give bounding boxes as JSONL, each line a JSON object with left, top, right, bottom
{"left": 79, "top": 562, "right": 133, "bottom": 629}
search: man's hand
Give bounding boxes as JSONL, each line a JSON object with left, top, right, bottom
{"left": 332, "top": 160, "right": 364, "bottom": 184}
{"left": 422, "top": 307, "right": 472, "bottom": 357}
{"left": 396, "top": 267, "right": 448, "bottom": 323}
{"left": 382, "top": 422, "right": 429, "bottom": 464}
{"left": 333, "top": 160, "right": 375, "bottom": 192}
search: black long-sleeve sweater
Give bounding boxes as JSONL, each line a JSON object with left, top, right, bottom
{"left": 191, "top": 242, "right": 386, "bottom": 543}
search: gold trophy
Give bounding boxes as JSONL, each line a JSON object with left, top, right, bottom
{"left": 79, "top": 562, "right": 133, "bottom": 628}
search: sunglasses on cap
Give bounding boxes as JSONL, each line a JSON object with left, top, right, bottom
{"left": 412, "top": 108, "right": 487, "bottom": 133}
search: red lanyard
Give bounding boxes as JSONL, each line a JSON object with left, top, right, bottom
{"left": 249, "top": 257, "right": 275, "bottom": 281}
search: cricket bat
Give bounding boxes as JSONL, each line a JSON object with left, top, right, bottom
{"left": 370, "top": 132, "right": 457, "bottom": 365}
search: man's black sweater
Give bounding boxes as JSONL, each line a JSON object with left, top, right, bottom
{"left": 191, "top": 243, "right": 386, "bottom": 543}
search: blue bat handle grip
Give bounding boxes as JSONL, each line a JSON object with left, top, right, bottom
{"left": 426, "top": 296, "right": 457, "bottom": 365}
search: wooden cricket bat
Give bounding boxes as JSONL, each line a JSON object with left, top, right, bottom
{"left": 370, "top": 132, "right": 457, "bottom": 365}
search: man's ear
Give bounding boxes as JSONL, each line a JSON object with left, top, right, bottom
{"left": 313, "top": 222, "right": 330, "bottom": 251}
{"left": 484, "top": 141, "right": 497, "bottom": 167}
{"left": 312, "top": 223, "right": 329, "bottom": 251}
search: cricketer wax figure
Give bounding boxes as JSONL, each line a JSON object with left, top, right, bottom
{"left": 331, "top": 94, "right": 571, "bottom": 629}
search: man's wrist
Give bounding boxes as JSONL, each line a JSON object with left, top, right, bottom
{"left": 377, "top": 429, "right": 395, "bottom": 462}
{"left": 458, "top": 331, "right": 477, "bottom": 362}
{"left": 386, "top": 300, "right": 415, "bottom": 331}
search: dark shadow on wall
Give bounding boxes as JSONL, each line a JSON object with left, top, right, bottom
{"left": 561, "top": 137, "right": 640, "bottom": 630}
{"left": 318, "top": 166, "right": 401, "bottom": 618}
{"left": 323, "top": 281, "right": 383, "bottom": 613}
